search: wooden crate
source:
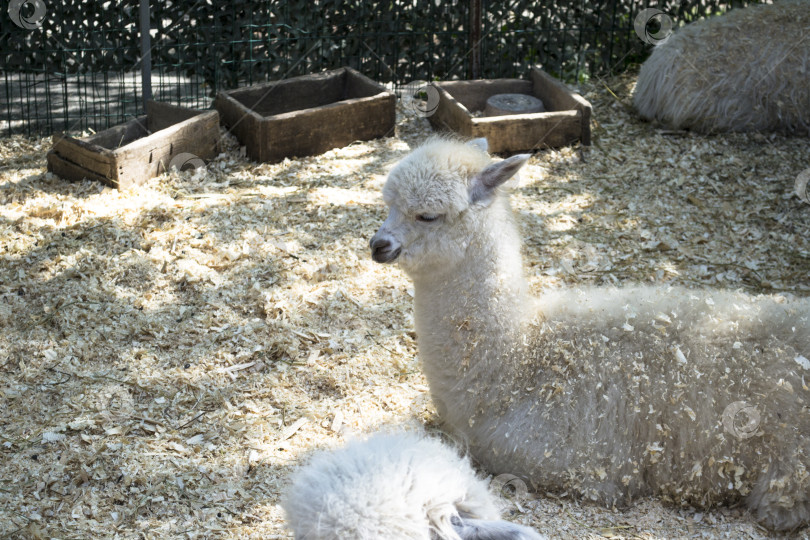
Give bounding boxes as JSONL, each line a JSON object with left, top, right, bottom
{"left": 428, "top": 67, "right": 592, "bottom": 153}
{"left": 47, "top": 101, "right": 220, "bottom": 189}
{"left": 214, "top": 67, "right": 396, "bottom": 163}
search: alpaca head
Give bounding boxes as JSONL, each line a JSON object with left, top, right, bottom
{"left": 369, "top": 137, "right": 530, "bottom": 276}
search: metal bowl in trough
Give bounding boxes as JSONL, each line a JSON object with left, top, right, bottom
{"left": 427, "top": 67, "right": 591, "bottom": 153}
{"left": 46, "top": 101, "right": 220, "bottom": 189}
{"left": 215, "top": 67, "right": 396, "bottom": 163}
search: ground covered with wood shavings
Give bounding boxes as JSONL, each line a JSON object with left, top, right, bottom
{"left": 1, "top": 72, "right": 808, "bottom": 540}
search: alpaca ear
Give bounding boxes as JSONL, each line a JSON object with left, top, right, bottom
{"left": 469, "top": 154, "right": 531, "bottom": 205}
{"left": 467, "top": 138, "right": 489, "bottom": 152}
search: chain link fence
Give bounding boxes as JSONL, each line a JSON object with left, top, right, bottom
{"left": 1, "top": 0, "right": 755, "bottom": 137}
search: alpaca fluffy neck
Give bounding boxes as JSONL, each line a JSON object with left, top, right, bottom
{"left": 410, "top": 199, "right": 531, "bottom": 419}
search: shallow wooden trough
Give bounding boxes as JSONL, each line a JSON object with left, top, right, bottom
{"left": 47, "top": 101, "right": 220, "bottom": 189}
{"left": 428, "top": 67, "right": 592, "bottom": 153}
{"left": 214, "top": 67, "right": 396, "bottom": 163}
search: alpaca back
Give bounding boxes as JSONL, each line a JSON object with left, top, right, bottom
{"left": 634, "top": 1, "right": 810, "bottom": 134}
{"left": 465, "top": 285, "right": 810, "bottom": 513}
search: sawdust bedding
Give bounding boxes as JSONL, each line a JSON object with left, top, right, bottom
{"left": 0, "top": 72, "right": 808, "bottom": 540}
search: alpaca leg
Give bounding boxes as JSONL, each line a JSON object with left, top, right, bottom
{"left": 449, "top": 516, "right": 547, "bottom": 540}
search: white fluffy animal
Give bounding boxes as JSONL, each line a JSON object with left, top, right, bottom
{"left": 633, "top": 0, "right": 810, "bottom": 134}
{"left": 369, "top": 137, "right": 810, "bottom": 531}
{"left": 282, "top": 431, "right": 546, "bottom": 540}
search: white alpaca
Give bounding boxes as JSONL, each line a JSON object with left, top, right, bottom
{"left": 282, "top": 431, "right": 546, "bottom": 540}
{"left": 633, "top": 0, "right": 810, "bottom": 134}
{"left": 369, "top": 137, "right": 810, "bottom": 532}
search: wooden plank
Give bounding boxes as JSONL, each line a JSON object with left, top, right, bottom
{"left": 578, "top": 107, "right": 592, "bottom": 146}
{"left": 471, "top": 111, "right": 582, "bottom": 153}
{"left": 529, "top": 68, "right": 576, "bottom": 111}
{"left": 429, "top": 85, "right": 473, "bottom": 137}
{"left": 115, "top": 110, "right": 219, "bottom": 163}
{"left": 113, "top": 110, "right": 220, "bottom": 188}
{"left": 531, "top": 67, "right": 592, "bottom": 145}
{"left": 262, "top": 93, "right": 395, "bottom": 163}
{"left": 225, "top": 68, "right": 347, "bottom": 117}
{"left": 46, "top": 151, "right": 118, "bottom": 187}
{"left": 50, "top": 134, "right": 116, "bottom": 178}
{"left": 85, "top": 117, "right": 149, "bottom": 149}
{"left": 437, "top": 80, "right": 531, "bottom": 112}
{"left": 147, "top": 101, "right": 206, "bottom": 132}
{"left": 113, "top": 138, "right": 169, "bottom": 188}
{"left": 344, "top": 67, "right": 390, "bottom": 99}
{"left": 215, "top": 92, "right": 265, "bottom": 161}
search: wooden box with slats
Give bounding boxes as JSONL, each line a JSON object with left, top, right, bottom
{"left": 47, "top": 101, "right": 219, "bottom": 189}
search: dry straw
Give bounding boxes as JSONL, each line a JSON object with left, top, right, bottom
{"left": 0, "top": 73, "right": 808, "bottom": 538}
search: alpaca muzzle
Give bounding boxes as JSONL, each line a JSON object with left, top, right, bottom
{"left": 369, "top": 235, "right": 401, "bottom": 263}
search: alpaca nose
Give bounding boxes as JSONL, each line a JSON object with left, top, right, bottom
{"left": 370, "top": 235, "right": 401, "bottom": 263}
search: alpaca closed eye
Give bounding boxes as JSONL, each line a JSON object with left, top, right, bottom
{"left": 416, "top": 214, "right": 441, "bottom": 222}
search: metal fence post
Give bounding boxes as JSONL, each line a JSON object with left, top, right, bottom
{"left": 139, "top": 0, "right": 152, "bottom": 109}
{"left": 470, "top": 0, "right": 482, "bottom": 79}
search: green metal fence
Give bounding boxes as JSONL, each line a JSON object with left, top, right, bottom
{"left": 1, "top": 0, "right": 754, "bottom": 137}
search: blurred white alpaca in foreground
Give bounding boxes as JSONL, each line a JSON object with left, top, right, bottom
{"left": 282, "top": 431, "right": 546, "bottom": 539}
{"left": 369, "top": 137, "right": 810, "bottom": 531}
